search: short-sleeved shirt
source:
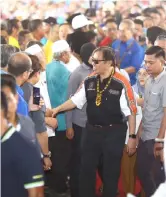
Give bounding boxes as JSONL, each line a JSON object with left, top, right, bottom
{"left": 112, "top": 38, "right": 144, "bottom": 86}
{"left": 71, "top": 69, "right": 137, "bottom": 125}
{"left": 17, "top": 114, "right": 41, "bottom": 153}
{"left": 1, "top": 126, "right": 44, "bottom": 197}
{"left": 141, "top": 68, "right": 166, "bottom": 141}
{"left": 21, "top": 82, "right": 47, "bottom": 133}
{"left": 16, "top": 85, "right": 29, "bottom": 116}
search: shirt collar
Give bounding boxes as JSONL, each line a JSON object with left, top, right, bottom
{"left": 152, "top": 67, "right": 166, "bottom": 83}
{"left": 126, "top": 38, "right": 135, "bottom": 46}
{"left": 1, "top": 125, "right": 16, "bottom": 143}
{"left": 16, "top": 85, "right": 24, "bottom": 96}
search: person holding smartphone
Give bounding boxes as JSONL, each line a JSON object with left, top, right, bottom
{"left": 22, "top": 54, "right": 52, "bottom": 171}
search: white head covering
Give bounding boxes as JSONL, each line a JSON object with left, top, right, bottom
{"left": 52, "top": 40, "right": 70, "bottom": 53}
{"left": 25, "top": 44, "right": 42, "bottom": 55}
{"left": 72, "top": 14, "right": 92, "bottom": 30}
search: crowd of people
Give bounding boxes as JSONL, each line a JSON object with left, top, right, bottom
{"left": 1, "top": 1, "right": 166, "bottom": 197}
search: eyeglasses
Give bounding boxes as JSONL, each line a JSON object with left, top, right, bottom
{"left": 91, "top": 58, "right": 106, "bottom": 64}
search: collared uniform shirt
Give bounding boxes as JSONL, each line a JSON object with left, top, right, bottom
{"left": 112, "top": 38, "right": 144, "bottom": 86}
{"left": 141, "top": 67, "right": 166, "bottom": 141}
{"left": 16, "top": 85, "right": 28, "bottom": 116}
{"left": 71, "top": 70, "right": 137, "bottom": 125}
{"left": 1, "top": 126, "right": 44, "bottom": 197}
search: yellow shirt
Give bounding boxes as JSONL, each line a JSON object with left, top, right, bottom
{"left": 44, "top": 40, "right": 53, "bottom": 64}
{"left": 8, "top": 36, "right": 20, "bottom": 49}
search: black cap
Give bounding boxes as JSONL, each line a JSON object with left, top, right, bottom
{"left": 43, "top": 17, "right": 57, "bottom": 26}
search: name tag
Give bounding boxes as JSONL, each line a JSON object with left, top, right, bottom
{"left": 108, "top": 89, "right": 120, "bottom": 95}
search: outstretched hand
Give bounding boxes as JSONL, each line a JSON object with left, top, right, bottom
{"left": 52, "top": 108, "right": 59, "bottom": 117}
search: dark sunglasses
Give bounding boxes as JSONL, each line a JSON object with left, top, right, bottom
{"left": 91, "top": 58, "right": 106, "bottom": 64}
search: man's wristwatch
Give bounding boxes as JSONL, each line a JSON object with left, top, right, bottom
{"left": 43, "top": 151, "right": 51, "bottom": 158}
{"left": 129, "top": 134, "right": 137, "bottom": 139}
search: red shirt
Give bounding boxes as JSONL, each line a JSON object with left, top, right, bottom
{"left": 99, "top": 37, "right": 112, "bottom": 46}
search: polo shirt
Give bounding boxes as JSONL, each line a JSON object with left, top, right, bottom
{"left": 17, "top": 114, "right": 41, "bottom": 153}
{"left": 141, "top": 68, "right": 166, "bottom": 141}
{"left": 112, "top": 38, "right": 144, "bottom": 85}
{"left": 71, "top": 69, "right": 137, "bottom": 125}
{"left": 16, "top": 85, "right": 28, "bottom": 116}
{"left": 1, "top": 126, "right": 44, "bottom": 197}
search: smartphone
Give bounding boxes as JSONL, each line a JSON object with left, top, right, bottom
{"left": 33, "top": 87, "right": 40, "bottom": 105}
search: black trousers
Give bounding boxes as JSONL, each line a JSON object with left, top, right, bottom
{"left": 45, "top": 131, "right": 71, "bottom": 193}
{"left": 69, "top": 124, "right": 84, "bottom": 197}
{"left": 79, "top": 123, "right": 127, "bottom": 197}
{"left": 137, "top": 139, "right": 165, "bottom": 197}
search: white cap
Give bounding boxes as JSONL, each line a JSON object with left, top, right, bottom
{"left": 52, "top": 40, "right": 70, "bottom": 53}
{"left": 72, "top": 14, "right": 92, "bottom": 30}
{"left": 25, "top": 44, "right": 42, "bottom": 55}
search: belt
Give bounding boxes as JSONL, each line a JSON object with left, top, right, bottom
{"left": 88, "top": 123, "right": 123, "bottom": 128}
{"left": 93, "top": 124, "right": 113, "bottom": 128}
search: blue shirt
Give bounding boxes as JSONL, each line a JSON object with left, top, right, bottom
{"left": 1, "top": 126, "right": 44, "bottom": 197}
{"left": 112, "top": 38, "right": 144, "bottom": 85}
{"left": 16, "top": 85, "right": 28, "bottom": 116}
{"left": 46, "top": 60, "right": 70, "bottom": 131}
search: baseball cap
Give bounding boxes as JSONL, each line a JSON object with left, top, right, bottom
{"left": 72, "top": 14, "right": 93, "bottom": 30}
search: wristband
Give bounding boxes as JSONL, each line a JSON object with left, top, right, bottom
{"left": 155, "top": 138, "right": 164, "bottom": 143}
